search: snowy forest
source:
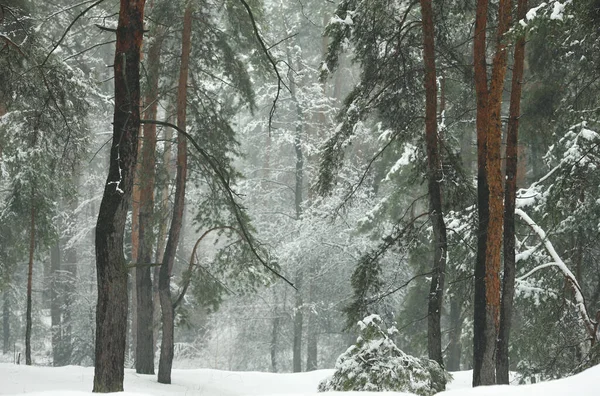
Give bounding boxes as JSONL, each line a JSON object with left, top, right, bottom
{"left": 1, "top": 0, "right": 599, "bottom": 394}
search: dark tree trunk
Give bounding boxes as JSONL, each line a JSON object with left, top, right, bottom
{"left": 93, "top": 0, "right": 145, "bottom": 391}
{"left": 153, "top": 126, "right": 172, "bottom": 358}
{"left": 420, "top": 0, "right": 447, "bottom": 369}
{"left": 472, "top": 0, "right": 490, "bottom": 386}
{"left": 2, "top": 290, "right": 8, "bottom": 354}
{"left": 306, "top": 312, "right": 318, "bottom": 371}
{"left": 157, "top": 2, "right": 192, "bottom": 384}
{"left": 25, "top": 193, "right": 35, "bottom": 366}
{"left": 135, "top": 28, "right": 164, "bottom": 376}
{"left": 292, "top": 273, "right": 303, "bottom": 373}
{"left": 497, "top": 0, "right": 526, "bottom": 383}
{"left": 50, "top": 242, "right": 62, "bottom": 366}
{"left": 446, "top": 298, "right": 464, "bottom": 371}
{"left": 270, "top": 315, "right": 280, "bottom": 372}
{"left": 62, "top": 195, "right": 78, "bottom": 365}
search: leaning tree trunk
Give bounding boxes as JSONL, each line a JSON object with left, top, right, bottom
{"left": 25, "top": 190, "right": 35, "bottom": 366}
{"left": 93, "top": 0, "right": 145, "bottom": 392}
{"left": 135, "top": 27, "right": 164, "bottom": 376}
{"left": 157, "top": 2, "right": 192, "bottom": 384}
{"left": 497, "top": 0, "right": 526, "bottom": 383}
{"left": 420, "top": 0, "right": 448, "bottom": 369}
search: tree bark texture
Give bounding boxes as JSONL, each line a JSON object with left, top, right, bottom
{"left": 135, "top": 28, "right": 164, "bottom": 376}
{"left": 25, "top": 192, "right": 35, "bottom": 366}
{"left": 482, "top": 0, "right": 511, "bottom": 385}
{"left": 93, "top": 0, "right": 145, "bottom": 391}
{"left": 157, "top": 2, "right": 191, "bottom": 384}
{"left": 472, "top": 0, "right": 490, "bottom": 386}
{"left": 497, "top": 0, "right": 526, "bottom": 384}
{"left": 420, "top": 0, "right": 447, "bottom": 369}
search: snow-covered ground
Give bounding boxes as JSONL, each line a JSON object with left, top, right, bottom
{"left": 0, "top": 363, "right": 597, "bottom": 395}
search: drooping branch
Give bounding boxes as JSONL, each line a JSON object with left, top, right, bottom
{"left": 515, "top": 208, "right": 596, "bottom": 340}
{"left": 173, "top": 226, "right": 243, "bottom": 309}
{"left": 140, "top": 118, "right": 295, "bottom": 289}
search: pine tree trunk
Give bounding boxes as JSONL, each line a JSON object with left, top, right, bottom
{"left": 25, "top": 192, "right": 35, "bottom": 366}
{"left": 50, "top": 242, "right": 62, "bottom": 366}
{"left": 3, "top": 290, "right": 9, "bottom": 354}
{"left": 446, "top": 298, "right": 463, "bottom": 371}
{"left": 135, "top": 28, "right": 164, "bottom": 376}
{"left": 157, "top": 3, "right": 192, "bottom": 384}
{"left": 472, "top": 0, "right": 491, "bottom": 386}
{"left": 93, "top": 0, "right": 145, "bottom": 391}
{"left": 292, "top": 273, "right": 303, "bottom": 373}
{"left": 482, "top": 0, "right": 511, "bottom": 385}
{"left": 62, "top": 190, "right": 79, "bottom": 365}
{"left": 497, "top": 0, "right": 526, "bottom": 384}
{"left": 153, "top": 127, "right": 173, "bottom": 358}
{"left": 270, "top": 315, "right": 280, "bottom": 372}
{"left": 420, "top": 0, "right": 447, "bottom": 369}
{"left": 306, "top": 309, "right": 318, "bottom": 371}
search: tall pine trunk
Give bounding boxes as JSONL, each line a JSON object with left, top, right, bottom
{"left": 93, "top": 0, "right": 145, "bottom": 391}
{"left": 420, "top": 0, "right": 447, "bottom": 369}
{"left": 472, "top": 0, "right": 490, "bottom": 385}
{"left": 157, "top": 2, "right": 192, "bottom": 384}
{"left": 25, "top": 190, "right": 35, "bottom": 366}
{"left": 50, "top": 242, "right": 62, "bottom": 366}
{"left": 135, "top": 28, "right": 164, "bottom": 376}
{"left": 3, "top": 290, "right": 9, "bottom": 354}
{"left": 473, "top": 0, "right": 512, "bottom": 385}
{"left": 497, "top": 0, "right": 527, "bottom": 383}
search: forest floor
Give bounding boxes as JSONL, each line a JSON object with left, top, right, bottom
{"left": 0, "top": 362, "right": 597, "bottom": 395}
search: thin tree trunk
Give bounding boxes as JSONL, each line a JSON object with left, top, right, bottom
{"left": 157, "top": 2, "right": 192, "bottom": 384}
{"left": 25, "top": 192, "right": 35, "bottom": 366}
{"left": 292, "top": 272, "right": 303, "bottom": 373}
{"left": 446, "top": 298, "right": 464, "bottom": 371}
{"left": 135, "top": 28, "right": 164, "bottom": 376}
{"left": 306, "top": 304, "right": 318, "bottom": 371}
{"left": 3, "top": 290, "right": 9, "bottom": 354}
{"left": 93, "top": 0, "right": 145, "bottom": 391}
{"left": 153, "top": 127, "right": 173, "bottom": 358}
{"left": 287, "top": 50, "right": 305, "bottom": 374}
{"left": 420, "top": 0, "right": 447, "bottom": 369}
{"left": 497, "top": 0, "right": 526, "bottom": 384}
{"left": 270, "top": 315, "right": 280, "bottom": 372}
{"left": 62, "top": 189, "right": 79, "bottom": 365}
{"left": 50, "top": 242, "right": 62, "bottom": 366}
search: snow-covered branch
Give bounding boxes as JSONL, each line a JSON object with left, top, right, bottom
{"left": 515, "top": 208, "right": 597, "bottom": 341}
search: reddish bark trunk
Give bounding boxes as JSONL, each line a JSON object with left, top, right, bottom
{"left": 157, "top": 2, "right": 192, "bottom": 384}
{"left": 135, "top": 28, "right": 164, "bottom": 376}
{"left": 497, "top": 0, "right": 527, "bottom": 384}
{"left": 420, "top": 0, "right": 447, "bottom": 369}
